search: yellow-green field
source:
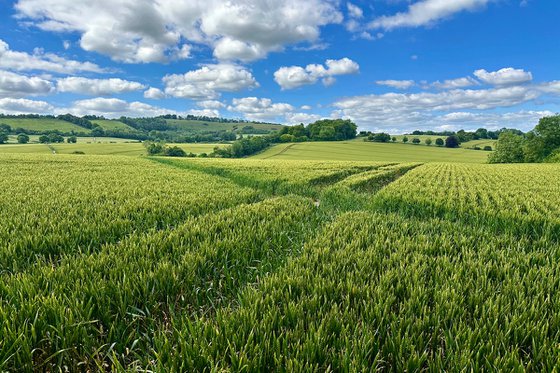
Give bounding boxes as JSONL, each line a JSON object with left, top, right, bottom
{"left": 1, "top": 154, "right": 560, "bottom": 371}
{"left": 0, "top": 142, "right": 221, "bottom": 156}
{"left": 0, "top": 118, "right": 90, "bottom": 133}
{"left": 254, "top": 141, "right": 490, "bottom": 163}
{"left": 91, "top": 119, "right": 138, "bottom": 132}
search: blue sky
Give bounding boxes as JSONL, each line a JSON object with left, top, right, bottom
{"left": 0, "top": 0, "right": 558, "bottom": 132}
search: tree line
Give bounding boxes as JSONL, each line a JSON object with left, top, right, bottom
{"left": 489, "top": 115, "right": 560, "bottom": 163}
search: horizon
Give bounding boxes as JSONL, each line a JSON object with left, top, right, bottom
{"left": 0, "top": 0, "right": 559, "bottom": 133}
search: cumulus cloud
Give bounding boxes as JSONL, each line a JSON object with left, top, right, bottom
{"left": 376, "top": 80, "right": 415, "bottom": 90}
{"left": 59, "top": 97, "right": 178, "bottom": 118}
{"left": 143, "top": 87, "right": 166, "bottom": 99}
{"left": 164, "top": 64, "right": 259, "bottom": 100}
{"left": 197, "top": 100, "right": 225, "bottom": 109}
{"left": 0, "top": 39, "right": 106, "bottom": 74}
{"left": 186, "top": 108, "right": 220, "bottom": 117}
{"left": 285, "top": 112, "right": 323, "bottom": 125}
{"left": 369, "top": 0, "right": 492, "bottom": 30}
{"left": 15, "top": 0, "right": 342, "bottom": 63}
{"left": 0, "top": 70, "right": 55, "bottom": 98}
{"left": 274, "top": 57, "right": 359, "bottom": 89}
{"left": 474, "top": 67, "right": 533, "bottom": 86}
{"left": 0, "top": 97, "right": 54, "bottom": 114}
{"left": 431, "top": 77, "right": 479, "bottom": 89}
{"left": 57, "top": 77, "right": 145, "bottom": 95}
{"left": 228, "top": 97, "right": 294, "bottom": 121}
{"left": 332, "top": 86, "right": 540, "bottom": 130}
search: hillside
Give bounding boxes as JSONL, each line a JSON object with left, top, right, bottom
{"left": 253, "top": 141, "right": 490, "bottom": 163}
{"left": 0, "top": 118, "right": 91, "bottom": 133}
{"left": 165, "top": 119, "right": 282, "bottom": 134}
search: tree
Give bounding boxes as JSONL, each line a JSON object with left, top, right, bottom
{"left": 391, "top": 137, "right": 397, "bottom": 142}
{"left": 483, "top": 146, "right": 493, "bottom": 151}
{"left": 370, "top": 133, "right": 391, "bottom": 142}
{"left": 144, "top": 142, "right": 164, "bottom": 155}
{"left": 67, "top": 136, "right": 77, "bottom": 143}
{"left": 523, "top": 115, "right": 560, "bottom": 162}
{"left": 445, "top": 135, "right": 460, "bottom": 148}
{"left": 402, "top": 136, "right": 409, "bottom": 143}
{"left": 48, "top": 133, "right": 64, "bottom": 143}
{"left": 435, "top": 138, "right": 444, "bottom": 146}
{"left": 91, "top": 126, "right": 105, "bottom": 137}
{"left": 412, "top": 138, "right": 421, "bottom": 144}
{"left": 39, "top": 135, "right": 49, "bottom": 143}
{"left": 0, "top": 124, "right": 11, "bottom": 133}
{"left": 488, "top": 131, "right": 525, "bottom": 163}
{"left": 425, "top": 138, "right": 432, "bottom": 146}
{"left": 17, "top": 133, "right": 29, "bottom": 144}
{"left": 164, "top": 146, "right": 187, "bottom": 157}
{"left": 280, "top": 134, "right": 296, "bottom": 143}
{"left": 0, "top": 131, "right": 8, "bottom": 144}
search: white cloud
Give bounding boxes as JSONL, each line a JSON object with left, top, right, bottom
{"left": 432, "top": 76, "right": 479, "bottom": 89}
{"left": 538, "top": 81, "right": 560, "bottom": 95}
{"left": 197, "top": 100, "right": 225, "bottom": 109}
{"left": 285, "top": 112, "right": 322, "bottom": 125}
{"left": 143, "top": 87, "right": 166, "bottom": 99}
{"left": 301, "top": 105, "right": 312, "bottom": 110}
{"left": 60, "top": 97, "right": 177, "bottom": 118}
{"left": 228, "top": 97, "right": 294, "bottom": 121}
{"left": 57, "top": 77, "right": 145, "bottom": 95}
{"left": 369, "top": 0, "right": 492, "bottom": 30}
{"left": 163, "top": 64, "right": 259, "bottom": 100}
{"left": 332, "top": 86, "right": 540, "bottom": 130}
{"left": 438, "top": 110, "right": 555, "bottom": 130}
{"left": 474, "top": 67, "right": 533, "bottom": 86}
{"left": 347, "top": 3, "right": 363, "bottom": 19}
{"left": 0, "top": 97, "right": 54, "bottom": 114}
{"left": 186, "top": 109, "right": 220, "bottom": 117}
{"left": 0, "top": 39, "right": 106, "bottom": 74}
{"left": 274, "top": 57, "right": 359, "bottom": 89}
{"left": 376, "top": 80, "right": 415, "bottom": 89}
{"left": 15, "top": 0, "right": 342, "bottom": 63}
{"left": 0, "top": 70, "right": 55, "bottom": 98}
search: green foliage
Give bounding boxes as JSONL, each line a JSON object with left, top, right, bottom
{"left": 488, "top": 131, "right": 525, "bottom": 163}
{"left": 412, "top": 138, "right": 421, "bottom": 144}
{"left": 17, "top": 133, "right": 29, "bottom": 144}
{"left": 67, "top": 135, "right": 77, "bottom": 143}
{"left": 368, "top": 132, "right": 391, "bottom": 142}
{"left": 435, "top": 138, "right": 444, "bottom": 146}
{"left": 483, "top": 145, "right": 492, "bottom": 151}
{"left": 402, "top": 136, "right": 408, "bottom": 143}
{"left": 425, "top": 138, "right": 432, "bottom": 146}
{"left": 163, "top": 146, "right": 187, "bottom": 157}
{"left": 445, "top": 135, "right": 460, "bottom": 148}
{"left": 0, "top": 131, "right": 8, "bottom": 144}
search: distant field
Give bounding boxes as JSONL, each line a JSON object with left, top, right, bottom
{"left": 0, "top": 142, "right": 221, "bottom": 156}
{"left": 0, "top": 118, "right": 90, "bottom": 133}
{"left": 254, "top": 141, "right": 490, "bottom": 163}
{"left": 91, "top": 119, "right": 138, "bottom": 132}
{"left": 166, "top": 119, "right": 283, "bottom": 133}
{"left": 461, "top": 139, "right": 497, "bottom": 149}
{"left": 6, "top": 135, "right": 140, "bottom": 144}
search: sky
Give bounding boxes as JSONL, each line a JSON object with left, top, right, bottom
{"left": 0, "top": 0, "right": 558, "bottom": 133}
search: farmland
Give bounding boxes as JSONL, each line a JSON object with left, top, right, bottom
{"left": 1, "top": 152, "right": 559, "bottom": 371}
{"left": 254, "top": 141, "right": 490, "bottom": 163}
{"left": 0, "top": 142, "right": 221, "bottom": 156}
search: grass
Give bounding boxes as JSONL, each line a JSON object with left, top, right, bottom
{"left": 254, "top": 141, "right": 490, "bottom": 163}
{"left": 90, "top": 119, "right": 138, "bottom": 132}
{"left": 0, "top": 142, "right": 221, "bottom": 156}
{"left": 0, "top": 118, "right": 90, "bottom": 133}
{"left": 2, "top": 154, "right": 559, "bottom": 370}
{"left": 166, "top": 119, "right": 282, "bottom": 133}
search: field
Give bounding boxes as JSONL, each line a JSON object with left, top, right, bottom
{"left": 0, "top": 142, "right": 221, "bottom": 156}
{"left": 166, "top": 119, "right": 282, "bottom": 133}
{"left": 91, "top": 119, "right": 138, "bottom": 132}
{"left": 1, "top": 152, "right": 560, "bottom": 371}
{"left": 0, "top": 118, "right": 90, "bottom": 133}
{"left": 255, "top": 141, "right": 490, "bottom": 163}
